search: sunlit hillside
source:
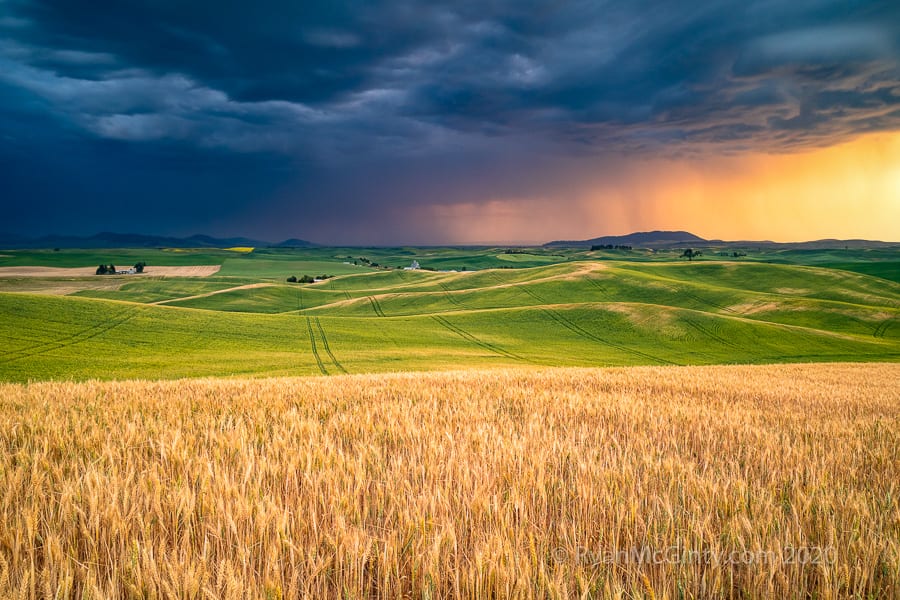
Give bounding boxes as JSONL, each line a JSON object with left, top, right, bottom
{"left": 1, "top": 259, "right": 897, "bottom": 381}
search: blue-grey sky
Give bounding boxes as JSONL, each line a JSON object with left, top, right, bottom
{"left": 2, "top": 0, "right": 899, "bottom": 244}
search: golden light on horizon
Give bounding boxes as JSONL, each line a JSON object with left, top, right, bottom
{"left": 430, "top": 132, "right": 900, "bottom": 244}
{"left": 646, "top": 132, "right": 900, "bottom": 242}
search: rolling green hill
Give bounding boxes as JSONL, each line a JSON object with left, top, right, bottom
{"left": 0, "top": 258, "right": 897, "bottom": 381}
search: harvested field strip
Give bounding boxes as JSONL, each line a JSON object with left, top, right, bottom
{"left": 152, "top": 282, "right": 274, "bottom": 305}
{"left": 0, "top": 265, "right": 221, "bottom": 277}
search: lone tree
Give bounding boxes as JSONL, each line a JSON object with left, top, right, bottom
{"left": 682, "top": 249, "right": 701, "bottom": 261}
{"left": 133, "top": 262, "right": 145, "bottom": 273}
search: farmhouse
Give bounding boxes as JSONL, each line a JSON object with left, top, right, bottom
{"left": 404, "top": 260, "right": 420, "bottom": 271}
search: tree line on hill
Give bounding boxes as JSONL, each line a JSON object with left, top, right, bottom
{"left": 591, "top": 244, "right": 633, "bottom": 251}
{"left": 287, "top": 274, "right": 332, "bottom": 283}
{"left": 96, "top": 262, "right": 145, "bottom": 275}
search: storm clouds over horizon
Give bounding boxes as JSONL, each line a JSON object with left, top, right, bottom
{"left": 2, "top": 0, "right": 899, "bottom": 244}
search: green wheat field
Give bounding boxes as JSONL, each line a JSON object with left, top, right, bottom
{"left": 1, "top": 246, "right": 898, "bottom": 381}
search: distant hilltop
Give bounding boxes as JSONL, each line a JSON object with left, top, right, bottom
{"left": 0, "top": 232, "right": 317, "bottom": 249}
{"left": 545, "top": 230, "right": 704, "bottom": 248}
{"left": 544, "top": 230, "right": 898, "bottom": 249}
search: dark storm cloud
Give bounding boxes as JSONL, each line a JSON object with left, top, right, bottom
{"left": 1, "top": 0, "right": 898, "bottom": 240}
{"left": 5, "top": 0, "right": 899, "bottom": 152}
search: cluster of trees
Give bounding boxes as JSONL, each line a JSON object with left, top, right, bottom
{"left": 681, "top": 249, "right": 703, "bottom": 261}
{"left": 286, "top": 274, "right": 332, "bottom": 283}
{"left": 352, "top": 256, "right": 382, "bottom": 267}
{"left": 718, "top": 250, "right": 749, "bottom": 258}
{"left": 352, "top": 257, "right": 395, "bottom": 269}
{"left": 96, "top": 262, "right": 145, "bottom": 275}
{"left": 591, "top": 244, "right": 633, "bottom": 251}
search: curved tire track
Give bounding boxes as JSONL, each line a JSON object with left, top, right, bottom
{"left": 368, "top": 296, "right": 386, "bottom": 317}
{"left": 679, "top": 288, "right": 739, "bottom": 315}
{"left": 314, "top": 317, "right": 347, "bottom": 374}
{"left": 431, "top": 315, "right": 527, "bottom": 363}
{"left": 683, "top": 319, "right": 740, "bottom": 349}
{"left": 586, "top": 276, "right": 607, "bottom": 296}
{"left": 0, "top": 307, "right": 139, "bottom": 365}
{"left": 516, "top": 283, "right": 546, "bottom": 304}
{"left": 438, "top": 283, "right": 464, "bottom": 308}
{"left": 540, "top": 307, "right": 679, "bottom": 365}
{"left": 874, "top": 318, "right": 895, "bottom": 339}
{"left": 305, "top": 317, "right": 328, "bottom": 375}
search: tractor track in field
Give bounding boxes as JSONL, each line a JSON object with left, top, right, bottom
{"left": 683, "top": 319, "right": 740, "bottom": 349}
{"left": 486, "top": 272, "right": 509, "bottom": 289}
{"left": 0, "top": 307, "right": 133, "bottom": 363}
{"left": 368, "top": 296, "right": 386, "bottom": 317}
{"left": 314, "top": 317, "right": 347, "bottom": 374}
{"left": 585, "top": 276, "right": 607, "bottom": 296}
{"left": 438, "top": 283, "right": 464, "bottom": 307}
{"left": 0, "top": 307, "right": 139, "bottom": 365}
{"left": 539, "top": 307, "right": 679, "bottom": 366}
{"left": 305, "top": 317, "right": 328, "bottom": 375}
{"left": 873, "top": 317, "right": 895, "bottom": 339}
{"left": 431, "top": 315, "right": 528, "bottom": 363}
{"left": 679, "top": 288, "right": 739, "bottom": 315}
{"left": 0, "top": 322, "right": 111, "bottom": 363}
{"left": 515, "top": 283, "right": 545, "bottom": 304}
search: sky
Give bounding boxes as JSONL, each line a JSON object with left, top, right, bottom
{"left": 1, "top": 0, "right": 899, "bottom": 245}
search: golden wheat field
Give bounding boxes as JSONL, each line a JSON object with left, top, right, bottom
{"left": 0, "top": 364, "right": 898, "bottom": 599}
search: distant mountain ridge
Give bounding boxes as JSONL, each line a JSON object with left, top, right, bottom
{"left": 1, "top": 231, "right": 895, "bottom": 250}
{"left": 0, "top": 232, "right": 317, "bottom": 249}
{"left": 276, "top": 238, "right": 318, "bottom": 248}
{"left": 545, "top": 230, "right": 898, "bottom": 249}
{"left": 545, "top": 230, "right": 706, "bottom": 248}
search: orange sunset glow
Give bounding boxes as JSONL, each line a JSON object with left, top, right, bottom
{"left": 429, "top": 133, "right": 900, "bottom": 245}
